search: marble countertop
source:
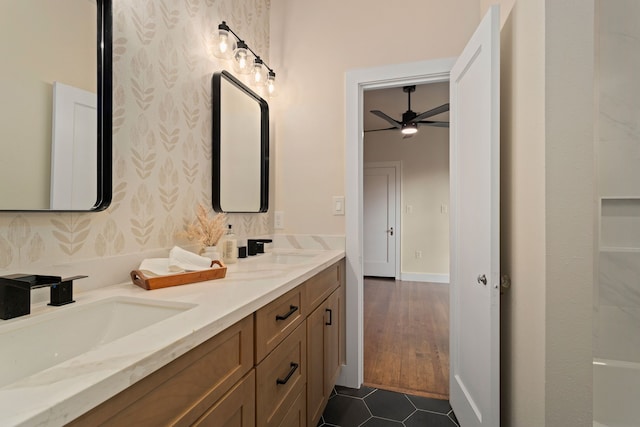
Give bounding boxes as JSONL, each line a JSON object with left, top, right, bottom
{"left": 0, "top": 248, "right": 345, "bottom": 427}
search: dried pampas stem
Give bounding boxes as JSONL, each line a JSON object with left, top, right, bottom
{"left": 180, "top": 204, "right": 227, "bottom": 248}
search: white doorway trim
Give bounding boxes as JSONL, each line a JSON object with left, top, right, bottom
{"left": 363, "top": 161, "right": 402, "bottom": 280}
{"left": 340, "top": 57, "right": 456, "bottom": 388}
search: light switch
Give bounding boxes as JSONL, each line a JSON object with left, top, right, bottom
{"left": 274, "top": 211, "right": 284, "bottom": 229}
{"left": 333, "top": 196, "right": 345, "bottom": 215}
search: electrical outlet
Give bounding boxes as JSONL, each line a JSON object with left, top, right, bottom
{"left": 274, "top": 211, "right": 284, "bottom": 229}
{"left": 415, "top": 250, "right": 423, "bottom": 259}
{"left": 441, "top": 204, "right": 448, "bottom": 214}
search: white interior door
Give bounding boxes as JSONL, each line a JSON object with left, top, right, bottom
{"left": 50, "top": 81, "right": 97, "bottom": 210}
{"left": 363, "top": 165, "right": 397, "bottom": 277}
{"left": 449, "top": 5, "right": 500, "bottom": 427}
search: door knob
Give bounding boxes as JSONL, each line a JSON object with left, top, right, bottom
{"left": 387, "top": 227, "right": 394, "bottom": 236}
{"left": 477, "top": 274, "right": 487, "bottom": 285}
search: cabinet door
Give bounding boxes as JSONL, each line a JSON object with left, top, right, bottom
{"left": 193, "top": 370, "right": 255, "bottom": 427}
{"left": 307, "top": 289, "right": 341, "bottom": 426}
{"left": 324, "top": 290, "right": 341, "bottom": 392}
{"left": 307, "top": 302, "right": 327, "bottom": 426}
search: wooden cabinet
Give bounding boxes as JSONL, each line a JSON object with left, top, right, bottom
{"left": 69, "top": 315, "right": 254, "bottom": 427}
{"left": 255, "top": 285, "right": 306, "bottom": 363}
{"left": 192, "top": 370, "right": 255, "bottom": 427}
{"left": 68, "top": 258, "right": 345, "bottom": 427}
{"left": 255, "top": 259, "right": 344, "bottom": 427}
{"left": 306, "top": 288, "right": 341, "bottom": 426}
{"left": 256, "top": 322, "right": 306, "bottom": 427}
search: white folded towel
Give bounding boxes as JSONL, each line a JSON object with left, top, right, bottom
{"left": 169, "top": 246, "right": 213, "bottom": 271}
{"left": 138, "top": 247, "right": 214, "bottom": 277}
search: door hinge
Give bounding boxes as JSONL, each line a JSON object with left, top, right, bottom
{"left": 500, "top": 274, "right": 511, "bottom": 294}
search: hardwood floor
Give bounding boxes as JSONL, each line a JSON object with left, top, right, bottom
{"left": 363, "top": 277, "right": 449, "bottom": 400}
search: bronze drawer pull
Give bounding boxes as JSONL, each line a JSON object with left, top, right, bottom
{"left": 275, "top": 305, "right": 298, "bottom": 321}
{"left": 325, "top": 308, "right": 333, "bottom": 326}
{"left": 276, "top": 362, "right": 299, "bottom": 385}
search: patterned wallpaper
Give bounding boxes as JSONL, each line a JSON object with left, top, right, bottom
{"left": 0, "top": 0, "right": 272, "bottom": 272}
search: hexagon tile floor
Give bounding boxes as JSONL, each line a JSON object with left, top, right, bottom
{"left": 318, "top": 386, "right": 459, "bottom": 427}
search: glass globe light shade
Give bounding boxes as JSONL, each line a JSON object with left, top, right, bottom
{"left": 266, "top": 71, "right": 276, "bottom": 97}
{"left": 232, "top": 41, "right": 252, "bottom": 74}
{"left": 213, "top": 23, "right": 235, "bottom": 59}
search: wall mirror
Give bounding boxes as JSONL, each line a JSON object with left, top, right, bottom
{"left": 0, "top": 0, "right": 112, "bottom": 211}
{"left": 212, "top": 70, "right": 269, "bottom": 213}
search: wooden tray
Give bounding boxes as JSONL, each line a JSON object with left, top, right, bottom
{"left": 130, "top": 260, "right": 227, "bottom": 290}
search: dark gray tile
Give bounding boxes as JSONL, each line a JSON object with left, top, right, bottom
{"left": 323, "top": 394, "right": 371, "bottom": 427}
{"left": 334, "top": 385, "right": 376, "bottom": 398}
{"left": 361, "top": 416, "right": 404, "bottom": 426}
{"left": 405, "top": 395, "right": 452, "bottom": 414}
{"left": 364, "top": 389, "right": 416, "bottom": 421}
{"left": 448, "top": 409, "right": 460, "bottom": 426}
{"left": 405, "top": 410, "right": 459, "bottom": 427}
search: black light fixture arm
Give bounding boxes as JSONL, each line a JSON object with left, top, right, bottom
{"left": 219, "top": 21, "right": 275, "bottom": 76}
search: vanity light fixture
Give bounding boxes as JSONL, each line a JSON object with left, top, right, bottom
{"left": 213, "top": 21, "right": 276, "bottom": 96}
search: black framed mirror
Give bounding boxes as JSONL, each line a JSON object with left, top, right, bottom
{"left": 0, "top": 0, "right": 112, "bottom": 211}
{"left": 212, "top": 70, "right": 269, "bottom": 213}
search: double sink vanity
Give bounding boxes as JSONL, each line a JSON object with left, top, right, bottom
{"left": 1, "top": 2, "right": 343, "bottom": 425}
{"left": 0, "top": 248, "right": 345, "bottom": 426}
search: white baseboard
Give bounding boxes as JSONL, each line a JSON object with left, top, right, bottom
{"left": 399, "top": 272, "right": 449, "bottom": 283}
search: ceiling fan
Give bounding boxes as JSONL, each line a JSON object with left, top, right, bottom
{"left": 366, "top": 85, "right": 449, "bottom": 138}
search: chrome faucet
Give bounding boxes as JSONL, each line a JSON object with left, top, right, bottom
{"left": 0, "top": 274, "right": 86, "bottom": 320}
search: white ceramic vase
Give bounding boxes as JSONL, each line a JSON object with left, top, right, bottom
{"left": 201, "top": 245, "right": 220, "bottom": 261}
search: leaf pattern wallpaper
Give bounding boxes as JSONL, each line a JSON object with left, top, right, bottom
{"left": 0, "top": 0, "right": 272, "bottom": 272}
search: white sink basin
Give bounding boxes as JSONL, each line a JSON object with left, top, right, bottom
{"left": 0, "top": 297, "right": 195, "bottom": 388}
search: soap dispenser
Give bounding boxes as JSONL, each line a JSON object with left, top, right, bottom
{"left": 221, "top": 224, "right": 238, "bottom": 264}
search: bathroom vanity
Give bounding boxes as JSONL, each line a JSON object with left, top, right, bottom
{"left": 0, "top": 249, "right": 345, "bottom": 427}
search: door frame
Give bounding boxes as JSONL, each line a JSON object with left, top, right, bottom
{"left": 341, "top": 57, "right": 456, "bottom": 387}
{"left": 363, "top": 161, "right": 402, "bottom": 280}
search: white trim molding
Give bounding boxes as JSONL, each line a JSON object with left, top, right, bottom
{"left": 341, "top": 57, "right": 455, "bottom": 388}
{"left": 400, "top": 272, "right": 450, "bottom": 283}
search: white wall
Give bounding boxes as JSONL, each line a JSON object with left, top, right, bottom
{"left": 544, "top": 0, "right": 594, "bottom": 424}
{"left": 363, "top": 84, "right": 449, "bottom": 278}
{"left": 496, "top": 0, "right": 596, "bottom": 425}
{"left": 496, "top": 1, "right": 546, "bottom": 424}
{"left": 269, "top": 0, "right": 480, "bottom": 234}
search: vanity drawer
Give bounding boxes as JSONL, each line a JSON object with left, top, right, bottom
{"left": 256, "top": 322, "right": 306, "bottom": 427}
{"left": 69, "top": 315, "right": 254, "bottom": 427}
{"left": 306, "top": 261, "right": 340, "bottom": 312}
{"left": 276, "top": 388, "right": 306, "bottom": 427}
{"left": 192, "top": 369, "right": 255, "bottom": 427}
{"left": 255, "top": 285, "right": 306, "bottom": 362}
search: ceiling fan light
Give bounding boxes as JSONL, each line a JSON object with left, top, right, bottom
{"left": 401, "top": 123, "right": 418, "bottom": 135}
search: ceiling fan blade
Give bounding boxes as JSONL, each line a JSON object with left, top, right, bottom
{"left": 370, "top": 110, "right": 402, "bottom": 129}
{"left": 364, "top": 126, "right": 398, "bottom": 133}
{"left": 417, "top": 120, "right": 450, "bottom": 128}
{"left": 409, "top": 103, "right": 450, "bottom": 123}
